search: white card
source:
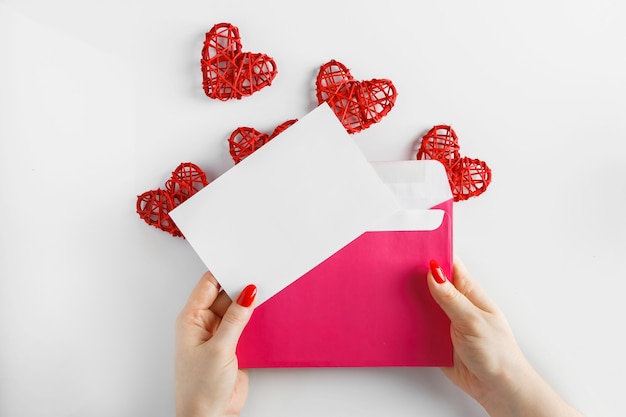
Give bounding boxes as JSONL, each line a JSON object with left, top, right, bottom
{"left": 170, "top": 103, "right": 400, "bottom": 305}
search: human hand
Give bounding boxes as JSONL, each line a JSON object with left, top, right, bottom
{"left": 175, "top": 271, "right": 257, "bottom": 417}
{"left": 427, "top": 257, "right": 583, "bottom": 417}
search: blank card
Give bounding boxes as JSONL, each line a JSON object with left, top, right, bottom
{"left": 170, "top": 103, "right": 400, "bottom": 305}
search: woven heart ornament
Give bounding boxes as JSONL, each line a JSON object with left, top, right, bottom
{"left": 315, "top": 59, "right": 397, "bottom": 134}
{"left": 137, "top": 163, "right": 209, "bottom": 237}
{"left": 417, "top": 125, "right": 491, "bottom": 201}
{"left": 228, "top": 119, "right": 298, "bottom": 164}
{"left": 201, "top": 22, "right": 277, "bottom": 100}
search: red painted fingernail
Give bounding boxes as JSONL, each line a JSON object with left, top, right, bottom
{"left": 430, "top": 260, "right": 447, "bottom": 284}
{"left": 236, "top": 284, "right": 257, "bottom": 307}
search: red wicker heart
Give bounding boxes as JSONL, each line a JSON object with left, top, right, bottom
{"left": 315, "top": 59, "right": 397, "bottom": 134}
{"left": 136, "top": 190, "right": 179, "bottom": 236}
{"left": 201, "top": 22, "right": 277, "bottom": 100}
{"left": 417, "top": 125, "right": 491, "bottom": 201}
{"left": 228, "top": 119, "right": 298, "bottom": 164}
{"left": 416, "top": 124, "right": 461, "bottom": 165}
{"left": 449, "top": 157, "right": 491, "bottom": 201}
{"left": 165, "top": 162, "right": 209, "bottom": 204}
{"left": 137, "top": 163, "right": 209, "bottom": 237}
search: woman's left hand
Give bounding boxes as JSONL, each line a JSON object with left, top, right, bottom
{"left": 175, "top": 271, "right": 257, "bottom": 417}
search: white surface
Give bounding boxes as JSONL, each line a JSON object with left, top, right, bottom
{"left": 170, "top": 103, "right": 400, "bottom": 305}
{"left": 1, "top": 1, "right": 625, "bottom": 416}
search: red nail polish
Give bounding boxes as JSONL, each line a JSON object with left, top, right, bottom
{"left": 236, "top": 284, "right": 257, "bottom": 307}
{"left": 430, "top": 260, "right": 447, "bottom": 284}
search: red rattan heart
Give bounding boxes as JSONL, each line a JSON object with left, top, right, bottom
{"left": 228, "top": 119, "right": 298, "bottom": 164}
{"left": 416, "top": 125, "right": 461, "bottom": 165}
{"left": 201, "top": 23, "right": 277, "bottom": 100}
{"left": 165, "top": 162, "right": 209, "bottom": 204}
{"left": 136, "top": 190, "right": 179, "bottom": 236}
{"left": 417, "top": 125, "right": 491, "bottom": 201}
{"left": 137, "top": 163, "right": 209, "bottom": 237}
{"left": 449, "top": 157, "right": 491, "bottom": 201}
{"left": 315, "top": 59, "right": 397, "bottom": 134}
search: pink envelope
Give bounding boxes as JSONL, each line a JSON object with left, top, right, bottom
{"left": 237, "top": 160, "right": 453, "bottom": 367}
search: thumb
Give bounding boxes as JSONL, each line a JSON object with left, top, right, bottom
{"left": 427, "top": 260, "right": 478, "bottom": 324}
{"left": 213, "top": 284, "right": 257, "bottom": 351}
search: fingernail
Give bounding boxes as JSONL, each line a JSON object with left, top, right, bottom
{"left": 236, "top": 284, "right": 257, "bottom": 307}
{"left": 430, "top": 260, "right": 447, "bottom": 284}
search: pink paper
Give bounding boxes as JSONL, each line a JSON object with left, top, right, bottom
{"left": 237, "top": 199, "right": 453, "bottom": 367}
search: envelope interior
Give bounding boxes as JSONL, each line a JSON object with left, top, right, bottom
{"left": 372, "top": 160, "right": 452, "bottom": 210}
{"left": 370, "top": 160, "right": 452, "bottom": 231}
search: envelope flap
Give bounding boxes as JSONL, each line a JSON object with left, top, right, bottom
{"left": 372, "top": 160, "right": 452, "bottom": 209}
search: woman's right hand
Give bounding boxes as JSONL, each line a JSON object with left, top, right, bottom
{"left": 427, "top": 257, "right": 584, "bottom": 417}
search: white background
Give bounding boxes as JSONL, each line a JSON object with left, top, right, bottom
{"left": 1, "top": 1, "right": 625, "bottom": 416}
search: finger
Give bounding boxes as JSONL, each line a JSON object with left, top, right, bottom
{"left": 427, "top": 261, "right": 480, "bottom": 325}
{"left": 182, "top": 271, "right": 221, "bottom": 312}
{"left": 209, "top": 290, "right": 233, "bottom": 318}
{"left": 213, "top": 284, "right": 257, "bottom": 351}
{"left": 451, "top": 256, "right": 499, "bottom": 314}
